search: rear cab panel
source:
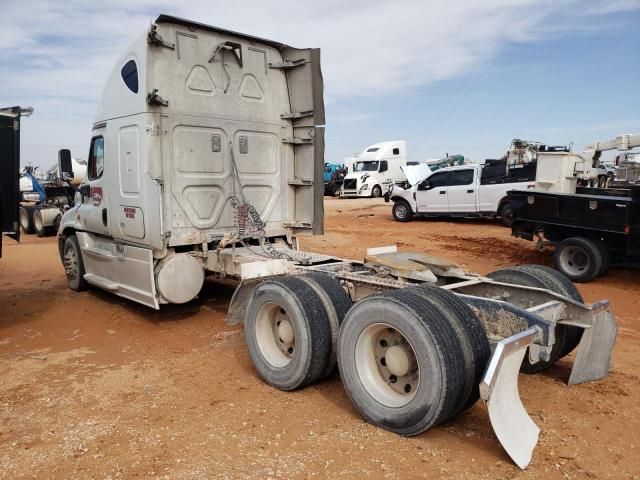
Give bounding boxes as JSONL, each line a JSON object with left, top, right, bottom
{"left": 150, "top": 17, "right": 325, "bottom": 244}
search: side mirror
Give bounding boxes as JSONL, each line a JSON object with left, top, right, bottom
{"left": 58, "top": 149, "right": 74, "bottom": 181}
{"left": 419, "top": 180, "right": 430, "bottom": 190}
{"left": 79, "top": 184, "right": 91, "bottom": 198}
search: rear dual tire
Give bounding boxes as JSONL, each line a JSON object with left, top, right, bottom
{"left": 487, "top": 264, "right": 583, "bottom": 373}
{"left": 244, "top": 276, "right": 492, "bottom": 436}
{"left": 337, "top": 287, "right": 489, "bottom": 435}
{"left": 244, "top": 273, "right": 351, "bottom": 390}
{"left": 19, "top": 205, "right": 36, "bottom": 234}
{"left": 33, "top": 210, "right": 47, "bottom": 237}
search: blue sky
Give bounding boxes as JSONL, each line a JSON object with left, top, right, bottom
{"left": 1, "top": 0, "right": 638, "bottom": 168}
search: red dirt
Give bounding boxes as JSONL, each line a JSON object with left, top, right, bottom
{"left": 1, "top": 197, "right": 639, "bottom": 479}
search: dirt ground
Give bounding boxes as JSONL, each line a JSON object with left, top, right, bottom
{"left": 1, "top": 197, "right": 639, "bottom": 479}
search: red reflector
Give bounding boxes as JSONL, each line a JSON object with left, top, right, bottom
{"left": 625, "top": 225, "right": 630, "bottom": 234}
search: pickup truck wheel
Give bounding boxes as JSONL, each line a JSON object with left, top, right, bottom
{"left": 299, "top": 272, "right": 352, "bottom": 378}
{"left": 244, "top": 277, "right": 332, "bottom": 391}
{"left": 554, "top": 237, "right": 602, "bottom": 283}
{"left": 392, "top": 200, "right": 413, "bottom": 222}
{"left": 338, "top": 289, "right": 467, "bottom": 435}
{"left": 499, "top": 202, "right": 515, "bottom": 227}
{"left": 19, "top": 205, "right": 35, "bottom": 234}
{"left": 371, "top": 185, "right": 382, "bottom": 198}
{"left": 63, "top": 235, "right": 88, "bottom": 291}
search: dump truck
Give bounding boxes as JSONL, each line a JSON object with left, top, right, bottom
{"left": 55, "top": 15, "right": 617, "bottom": 469}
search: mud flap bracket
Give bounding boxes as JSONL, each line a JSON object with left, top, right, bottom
{"left": 480, "top": 328, "right": 540, "bottom": 469}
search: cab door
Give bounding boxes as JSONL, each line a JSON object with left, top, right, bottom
{"left": 80, "top": 131, "right": 111, "bottom": 237}
{"left": 416, "top": 171, "right": 450, "bottom": 213}
{"left": 447, "top": 169, "right": 477, "bottom": 213}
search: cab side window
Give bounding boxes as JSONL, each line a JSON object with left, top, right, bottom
{"left": 428, "top": 172, "right": 451, "bottom": 188}
{"left": 88, "top": 136, "right": 105, "bottom": 180}
{"left": 121, "top": 60, "right": 139, "bottom": 93}
{"left": 451, "top": 169, "right": 474, "bottom": 186}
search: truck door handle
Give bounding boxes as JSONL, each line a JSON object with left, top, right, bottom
{"left": 467, "top": 189, "right": 474, "bottom": 193}
{"left": 439, "top": 191, "right": 446, "bottom": 194}
{"left": 102, "top": 208, "right": 108, "bottom": 226}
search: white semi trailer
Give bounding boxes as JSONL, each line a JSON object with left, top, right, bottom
{"left": 56, "top": 15, "right": 617, "bottom": 469}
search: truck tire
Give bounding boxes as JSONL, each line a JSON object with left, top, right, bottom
{"left": 405, "top": 285, "right": 491, "bottom": 415}
{"left": 595, "top": 240, "right": 611, "bottom": 277}
{"left": 244, "top": 277, "right": 332, "bottom": 391}
{"left": 513, "top": 265, "right": 584, "bottom": 358}
{"left": 63, "top": 235, "right": 88, "bottom": 291}
{"left": 499, "top": 201, "right": 515, "bottom": 227}
{"left": 554, "top": 237, "right": 603, "bottom": 283}
{"left": 19, "top": 205, "right": 35, "bottom": 234}
{"left": 33, "top": 209, "right": 47, "bottom": 237}
{"left": 487, "top": 266, "right": 581, "bottom": 373}
{"left": 371, "top": 185, "right": 382, "bottom": 198}
{"left": 392, "top": 200, "right": 413, "bottom": 222}
{"left": 299, "top": 272, "right": 352, "bottom": 378}
{"left": 337, "top": 289, "right": 469, "bottom": 436}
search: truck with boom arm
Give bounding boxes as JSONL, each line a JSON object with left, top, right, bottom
{"left": 509, "top": 133, "right": 640, "bottom": 282}
{"left": 55, "top": 16, "right": 617, "bottom": 469}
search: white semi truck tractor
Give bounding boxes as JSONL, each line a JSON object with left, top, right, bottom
{"left": 56, "top": 15, "right": 617, "bottom": 469}
{"left": 340, "top": 141, "right": 408, "bottom": 198}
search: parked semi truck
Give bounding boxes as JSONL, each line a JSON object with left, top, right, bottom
{"left": 19, "top": 150, "right": 85, "bottom": 237}
{"left": 56, "top": 16, "right": 617, "bottom": 469}
{"left": 340, "top": 141, "right": 407, "bottom": 198}
{"left": 323, "top": 162, "right": 346, "bottom": 196}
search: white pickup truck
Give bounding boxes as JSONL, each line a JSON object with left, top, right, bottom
{"left": 387, "top": 164, "right": 535, "bottom": 225}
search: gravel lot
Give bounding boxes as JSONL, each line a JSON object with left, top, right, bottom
{"left": 1, "top": 197, "right": 639, "bottom": 479}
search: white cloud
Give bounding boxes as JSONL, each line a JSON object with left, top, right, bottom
{"left": 583, "top": 0, "right": 640, "bottom": 14}
{"left": 1, "top": 0, "right": 637, "bottom": 166}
